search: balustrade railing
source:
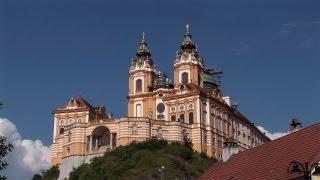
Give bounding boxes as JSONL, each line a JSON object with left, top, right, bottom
{"left": 87, "top": 145, "right": 113, "bottom": 154}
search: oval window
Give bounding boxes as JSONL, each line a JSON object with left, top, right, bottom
{"left": 157, "top": 103, "right": 165, "bottom": 113}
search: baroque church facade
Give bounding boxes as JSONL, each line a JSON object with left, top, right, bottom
{"left": 51, "top": 25, "right": 270, "bottom": 169}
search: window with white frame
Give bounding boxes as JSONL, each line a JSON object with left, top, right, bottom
{"left": 136, "top": 79, "right": 142, "bottom": 93}
{"left": 181, "top": 72, "right": 189, "bottom": 84}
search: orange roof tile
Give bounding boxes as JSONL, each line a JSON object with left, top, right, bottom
{"left": 199, "top": 123, "right": 320, "bottom": 180}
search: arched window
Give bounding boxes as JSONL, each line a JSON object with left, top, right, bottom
{"left": 92, "top": 126, "right": 110, "bottom": 149}
{"left": 179, "top": 114, "right": 185, "bottom": 122}
{"left": 59, "top": 128, "right": 64, "bottom": 135}
{"left": 171, "top": 115, "right": 176, "bottom": 121}
{"left": 202, "top": 110, "right": 207, "bottom": 124}
{"left": 223, "top": 120, "right": 227, "bottom": 133}
{"left": 189, "top": 112, "right": 194, "bottom": 124}
{"left": 181, "top": 72, "right": 189, "bottom": 84}
{"left": 136, "top": 79, "right": 142, "bottom": 92}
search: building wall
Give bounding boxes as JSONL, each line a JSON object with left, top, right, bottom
{"left": 52, "top": 110, "right": 269, "bottom": 166}
{"left": 50, "top": 30, "right": 271, "bottom": 180}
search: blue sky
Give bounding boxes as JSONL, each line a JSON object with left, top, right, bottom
{"left": 0, "top": 0, "right": 319, "bottom": 146}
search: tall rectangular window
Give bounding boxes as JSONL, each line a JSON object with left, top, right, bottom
{"left": 136, "top": 79, "right": 142, "bottom": 92}
{"left": 136, "top": 104, "right": 142, "bottom": 117}
{"left": 188, "top": 112, "right": 194, "bottom": 124}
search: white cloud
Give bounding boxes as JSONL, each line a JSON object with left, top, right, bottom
{"left": 0, "top": 117, "right": 51, "bottom": 180}
{"left": 257, "top": 125, "right": 289, "bottom": 140}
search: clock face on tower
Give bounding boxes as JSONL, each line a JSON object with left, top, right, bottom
{"left": 181, "top": 53, "right": 188, "bottom": 61}
{"left": 137, "top": 59, "right": 144, "bottom": 68}
{"left": 181, "top": 56, "right": 186, "bottom": 62}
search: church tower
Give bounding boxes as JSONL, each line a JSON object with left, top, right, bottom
{"left": 128, "top": 33, "right": 157, "bottom": 117}
{"left": 173, "top": 24, "right": 205, "bottom": 88}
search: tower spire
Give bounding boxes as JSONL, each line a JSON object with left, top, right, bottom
{"left": 181, "top": 24, "right": 196, "bottom": 51}
{"left": 136, "top": 31, "right": 151, "bottom": 58}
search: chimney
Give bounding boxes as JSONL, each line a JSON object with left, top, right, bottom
{"left": 290, "top": 118, "right": 302, "bottom": 132}
{"left": 222, "top": 137, "right": 239, "bottom": 162}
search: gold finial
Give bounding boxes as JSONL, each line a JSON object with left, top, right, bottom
{"left": 186, "top": 24, "right": 190, "bottom": 34}
{"left": 142, "top": 32, "right": 145, "bottom": 42}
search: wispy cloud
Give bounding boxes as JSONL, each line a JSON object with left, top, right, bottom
{"left": 277, "top": 21, "right": 320, "bottom": 36}
{"left": 0, "top": 117, "right": 51, "bottom": 180}
{"left": 300, "top": 37, "right": 316, "bottom": 48}
{"left": 232, "top": 42, "right": 252, "bottom": 56}
{"left": 277, "top": 21, "right": 320, "bottom": 48}
{"left": 257, "top": 125, "right": 289, "bottom": 140}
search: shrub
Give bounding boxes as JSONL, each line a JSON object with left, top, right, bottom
{"left": 68, "top": 139, "right": 215, "bottom": 179}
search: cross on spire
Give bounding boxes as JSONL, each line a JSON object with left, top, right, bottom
{"left": 142, "top": 32, "right": 146, "bottom": 43}
{"left": 186, "top": 24, "right": 190, "bottom": 34}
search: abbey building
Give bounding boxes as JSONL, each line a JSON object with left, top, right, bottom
{"left": 51, "top": 25, "right": 270, "bottom": 174}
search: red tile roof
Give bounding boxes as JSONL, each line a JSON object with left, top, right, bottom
{"left": 53, "top": 97, "right": 94, "bottom": 113}
{"left": 199, "top": 123, "right": 320, "bottom": 180}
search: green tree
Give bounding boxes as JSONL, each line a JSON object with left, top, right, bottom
{"left": 68, "top": 139, "right": 215, "bottom": 180}
{"left": 31, "top": 166, "right": 60, "bottom": 180}
{"left": 182, "top": 129, "right": 193, "bottom": 150}
{"left": 0, "top": 137, "right": 13, "bottom": 180}
{"left": 31, "top": 174, "right": 42, "bottom": 180}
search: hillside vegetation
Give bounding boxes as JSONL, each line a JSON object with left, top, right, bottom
{"left": 38, "top": 139, "right": 215, "bottom": 180}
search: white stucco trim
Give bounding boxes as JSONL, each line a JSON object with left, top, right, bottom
{"left": 133, "top": 77, "right": 144, "bottom": 94}
{"left": 134, "top": 101, "right": 143, "bottom": 117}
{"left": 53, "top": 117, "right": 57, "bottom": 142}
{"left": 206, "top": 100, "right": 210, "bottom": 125}
{"left": 196, "top": 98, "right": 200, "bottom": 123}
{"left": 179, "top": 69, "right": 191, "bottom": 84}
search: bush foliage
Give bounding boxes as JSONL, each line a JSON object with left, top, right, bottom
{"left": 32, "top": 165, "right": 60, "bottom": 180}
{"left": 68, "top": 139, "right": 216, "bottom": 180}
{"left": 0, "top": 136, "right": 13, "bottom": 180}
